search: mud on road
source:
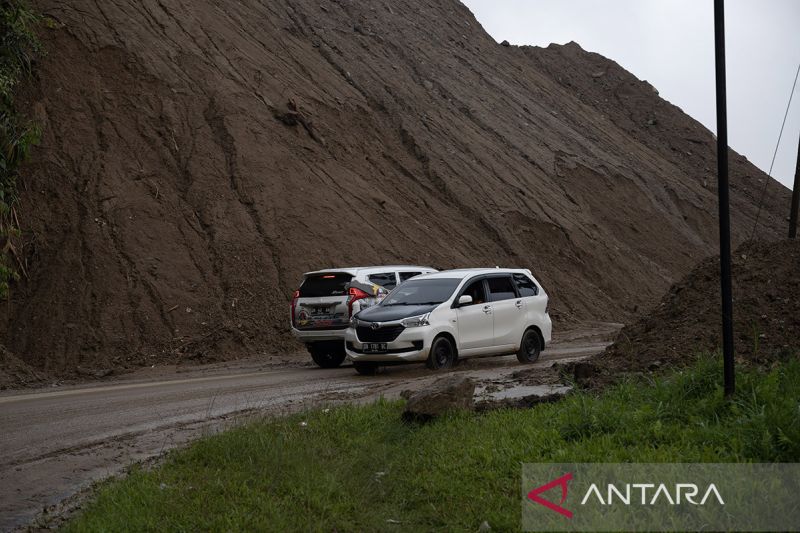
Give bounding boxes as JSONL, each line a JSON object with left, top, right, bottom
{"left": 0, "top": 323, "right": 617, "bottom": 531}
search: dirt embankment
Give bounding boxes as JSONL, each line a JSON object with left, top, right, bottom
{"left": 2, "top": 0, "right": 790, "bottom": 384}
{"left": 592, "top": 239, "right": 799, "bottom": 379}
{"left": 0, "top": 347, "right": 45, "bottom": 389}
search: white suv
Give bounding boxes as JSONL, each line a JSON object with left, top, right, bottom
{"left": 290, "top": 265, "right": 437, "bottom": 367}
{"left": 345, "top": 269, "right": 552, "bottom": 374}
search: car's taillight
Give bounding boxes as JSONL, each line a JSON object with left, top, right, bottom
{"left": 290, "top": 290, "right": 300, "bottom": 327}
{"left": 347, "top": 287, "right": 370, "bottom": 316}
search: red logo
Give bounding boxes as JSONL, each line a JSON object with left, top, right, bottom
{"left": 527, "top": 472, "right": 573, "bottom": 519}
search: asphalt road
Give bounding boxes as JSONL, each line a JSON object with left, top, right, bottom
{"left": 0, "top": 325, "right": 616, "bottom": 531}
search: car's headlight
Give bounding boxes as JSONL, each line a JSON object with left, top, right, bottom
{"left": 401, "top": 313, "right": 431, "bottom": 328}
{"left": 350, "top": 315, "right": 359, "bottom": 327}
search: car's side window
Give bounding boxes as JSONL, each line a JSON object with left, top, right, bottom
{"left": 487, "top": 276, "right": 517, "bottom": 302}
{"left": 368, "top": 272, "right": 397, "bottom": 290}
{"left": 513, "top": 273, "right": 539, "bottom": 297}
{"left": 461, "top": 279, "right": 487, "bottom": 306}
{"left": 399, "top": 271, "right": 422, "bottom": 282}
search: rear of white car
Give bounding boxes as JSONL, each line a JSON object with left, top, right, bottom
{"left": 290, "top": 266, "right": 436, "bottom": 367}
{"left": 345, "top": 269, "right": 552, "bottom": 374}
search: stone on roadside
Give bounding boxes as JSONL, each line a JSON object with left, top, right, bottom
{"left": 76, "top": 366, "right": 113, "bottom": 378}
{"left": 402, "top": 375, "right": 475, "bottom": 422}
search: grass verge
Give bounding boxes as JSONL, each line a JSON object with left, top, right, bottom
{"left": 65, "top": 355, "right": 800, "bottom": 532}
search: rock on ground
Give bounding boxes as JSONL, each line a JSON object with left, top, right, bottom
{"left": 403, "top": 375, "right": 476, "bottom": 422}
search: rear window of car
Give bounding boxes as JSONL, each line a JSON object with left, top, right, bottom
{"left": 487, "top": 276, "right": 517, "bottom": 301}
{"left": 368, "top": 272, "right": 397, "bottom": 290}
{"left": 299, "top": 273, "right": 353, "bottom": 297}
{"left": 399, "top": 271, "right": 422, "bottom": 282}
{"left": 512, "top": 273, "right": 539, "bottom": 297}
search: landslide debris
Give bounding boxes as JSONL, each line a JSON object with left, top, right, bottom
{"left": 588, "top": 239, "right": 799, "bottom": 383}
{"left": 2, "top": 0, "right": 790, "bottom": 383}
{"left": 0, "top": 345, "right": 45, "bottom": 389}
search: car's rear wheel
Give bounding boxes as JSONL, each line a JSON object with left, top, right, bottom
{"left": 516, "top": 329, "right": 542, "bottom": 364}
{"left": 353, "top": 362, "right": 380, "bottom": 376}
{"left": 309, "top": 342, "right": 346, "bottom": 368}
{"left": 426, "top": 336, "right": 456, "bottom": 370}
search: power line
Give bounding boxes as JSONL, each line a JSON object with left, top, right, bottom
{"left": 749, "top": 62, "right": 800, "bottom": 241}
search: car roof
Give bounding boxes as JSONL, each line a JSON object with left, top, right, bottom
{"left": 413, "top": 268, "right": 534, "bottom": 280}
{"left": 303, "top": 265, "right": 436, "bottom": 276}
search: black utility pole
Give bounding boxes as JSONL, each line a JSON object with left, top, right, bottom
{"left": 714, "top": 0, "right": 735, "bottom": 397}
{"left": 789, "top": 133, "right": 800, "bottom": 239}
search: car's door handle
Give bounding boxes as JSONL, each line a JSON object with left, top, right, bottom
{"left": 483, "top": 305, "right": 492, "bottom": 314}
{"left": 515, "top": 300, "right": 523, "bottom": 309}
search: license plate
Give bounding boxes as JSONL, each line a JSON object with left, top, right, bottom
{"left": 311, "top": 306, "right": 330, "bottom": 316}
{"left": 363, "top": 343, "right": 388, "bottom": 353}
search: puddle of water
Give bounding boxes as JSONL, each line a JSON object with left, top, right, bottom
{"left": 476, "top": 384, "right": 572, "bottom": 402}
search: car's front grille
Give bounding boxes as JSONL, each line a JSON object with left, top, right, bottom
{"left": 356, "top": 324, "right": 405, "bottom": 342}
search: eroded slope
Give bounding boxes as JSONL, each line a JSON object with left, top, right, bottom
{"left": 5, "top": 0, "right": 789, "bottom": 376}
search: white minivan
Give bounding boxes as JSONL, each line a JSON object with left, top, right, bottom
{"left": 345, "top": 268, "right": 552, "bottom": 374}
{"left": 290, "top": 265, "right": 437, "bottom": 367}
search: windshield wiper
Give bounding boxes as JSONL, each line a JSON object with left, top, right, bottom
{"left": 406, "top": 301, "right": 442, "bottom": 306}
{"left": 382, "top": 302, "right": 410, "bottom": 306}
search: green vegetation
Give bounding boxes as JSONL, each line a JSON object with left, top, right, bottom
{"left": 0, "top": 0, "right": 41, "bottom": 296}
{"left": 66, "top": 355, "right": 800, "bottom": 532}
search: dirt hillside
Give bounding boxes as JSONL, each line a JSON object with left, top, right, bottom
{"left": 598, "top": 239, "right": 799, "bottom": 374}
{"left": 4, "top": 0, "right": 789, "bottom": 378}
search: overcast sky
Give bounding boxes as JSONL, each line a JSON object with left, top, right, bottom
{"left": 462, "top": 0, "right": 800, "bottom": 190}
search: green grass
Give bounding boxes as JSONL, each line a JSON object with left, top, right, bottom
{"left": 65, "top": 355, "right": 800, "bottom": 532}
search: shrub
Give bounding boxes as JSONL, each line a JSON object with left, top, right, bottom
{"left": 0, "top": 0, "right": 41, "bottom": 296}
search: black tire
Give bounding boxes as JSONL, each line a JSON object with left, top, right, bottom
{"left": 309, "top": 342, "right": 346, "bottom": 368}
{"left": 517, "top": 329, "right": 542, "bottom": 364}
{"left": 353, "top": 362, "right": 380, "bottom": 376}
{"left": 426, "top": 336, "right": 456, "bottom": 370}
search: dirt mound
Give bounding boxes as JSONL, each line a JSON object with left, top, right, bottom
{"left": 0, "top": 345, "right": 45, "bottom": 389}
{"left": 2, "top": 0, "right": 789, "bottom": 380}
{"left": 598, "top": 239, "right": 799, "bottom": 375}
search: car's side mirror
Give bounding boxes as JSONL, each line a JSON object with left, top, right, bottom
{"left": 457, "top": 295, "right": 473, "bottom": 307}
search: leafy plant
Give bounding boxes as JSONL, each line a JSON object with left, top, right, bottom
{"left": 0, "top": 0, "right": 41, "bottom": 297}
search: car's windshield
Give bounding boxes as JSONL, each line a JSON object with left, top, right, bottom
{"left": 381, "top": 278, "right": 461, "bottom": 306}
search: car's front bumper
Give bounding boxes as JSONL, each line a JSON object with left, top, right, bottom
{"left": 291, "top": 326, "right": 348, "bottom": 343}
{"left": 344, "top": 326, "right": 431, "bottom": 363}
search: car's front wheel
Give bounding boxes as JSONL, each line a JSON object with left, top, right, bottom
{"left": 426, "top": 336, "right": 456, "bottom": 370}
{"left": 516, "top": 329, "right": 542, "bottom": 364}
{"left": 309, "top": 342, "right": 346, "bottom": 368}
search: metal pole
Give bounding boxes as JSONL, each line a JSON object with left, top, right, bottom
{"left": 714, "top": 0, "right": 735, "bottom": 396}
{"left": 789, "top": 133, "right": 800, "bottom": 239}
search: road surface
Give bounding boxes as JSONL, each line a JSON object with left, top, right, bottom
{"left": 0, "top": 324, "right": 617, "bottom": 530}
